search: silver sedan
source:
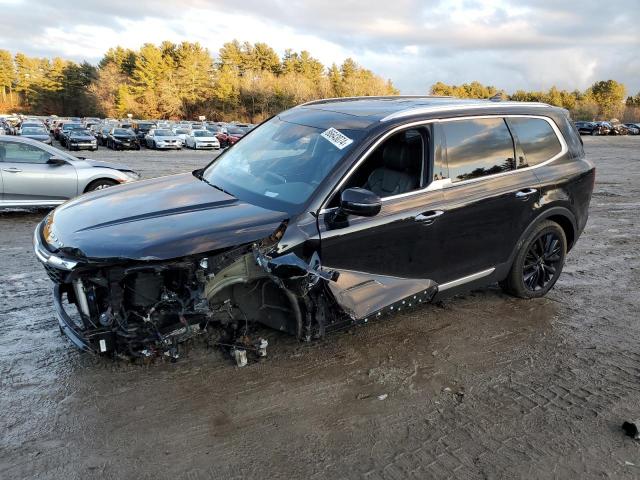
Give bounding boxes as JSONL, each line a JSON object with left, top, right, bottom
{"left": 0, "top": 135, "right": 140, "bottom": 208}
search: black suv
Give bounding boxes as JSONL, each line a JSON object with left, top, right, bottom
{"left": 574, "top": 121, "right": 601, "bottom": 135}
{"left": 34, "top": 97, "right": 594, "bottom": 360}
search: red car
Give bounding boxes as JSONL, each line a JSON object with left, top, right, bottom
{"left": 215, "top": 126, "right": 248, "bottom": 147}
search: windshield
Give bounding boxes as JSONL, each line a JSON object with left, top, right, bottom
{"left": 113, "top": 128, "right": 133, "bottom": 135}
{"left": 155, "top": 129, "right": 173, "bottom": 136}
{"left": 193, "top": 130, "right": 211, "bottom": 137}
{"left": 22, "top": 128, "right": 47, "bottom": 135}
{"left": 227, "top": 127, "right": 245, "bottom": 135}
{"left": 202, "top": 116, "right": 363, "bottom": 213}
{"left": 175, "top": 129, "right": 190, "bottom": 134}
{"left": 72, "top": 129, "right": 92, "bottom": 135}
{"left": 63, "top": 123, "right": 83, "bottom": 131}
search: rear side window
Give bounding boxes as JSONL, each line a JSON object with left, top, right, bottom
{"left": 442, "top": 118, "right": 515, "bottom": 182}
{"left": 509, "top": 117, "right": 563, "bottom": 167}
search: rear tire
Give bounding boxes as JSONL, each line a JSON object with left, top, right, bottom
{"left": 500, "top": 220, "right": 566, "bottom": 299}
{"left": 86, "top": 179, "right": 118, "bottom": 192}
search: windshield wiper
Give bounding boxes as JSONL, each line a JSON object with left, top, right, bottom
{"left": 199, "top": 175, "right": 233, "bottom": 196}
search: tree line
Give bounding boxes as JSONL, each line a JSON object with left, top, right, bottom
{"left": 1, "top": 41, "right": 638, "bottom": 122}
{"left": 430, "top": 80, "right": 640, "bottom": 121}
{"left": 0, "top": 40, "right": 398, "bottom": 122}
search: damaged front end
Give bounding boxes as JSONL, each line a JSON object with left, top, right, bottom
{"left": 35, "top": 212, "right": 439, "bottom": 364}
{"left": 34, "top": 219, "right": 346, "bottom": 362}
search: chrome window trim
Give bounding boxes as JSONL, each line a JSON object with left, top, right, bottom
{"left": 380, "top": 102, "right": 550, "bottom": 122}
{"left": 318, "top": 114, "right": 566, "bottom": 214}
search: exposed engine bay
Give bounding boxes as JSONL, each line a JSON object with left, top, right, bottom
{"left": 37, "top": 219, "right": 438, "bottom": 365}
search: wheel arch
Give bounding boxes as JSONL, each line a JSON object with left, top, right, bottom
{"left": 502, "top": 206, "right": 577, "bottom": 279}
{"left": 83, "top": 177, "right": 120, "bottom": 193}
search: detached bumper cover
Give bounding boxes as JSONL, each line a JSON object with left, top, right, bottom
{"left": 53, "top": 284, "right": 95, "bottom": 352}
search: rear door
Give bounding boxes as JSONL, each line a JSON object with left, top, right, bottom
{"left": 434, "top": 116, "right": 542, "bottom": 282}
{"left": 0, "top": 140, "right": 78, "bottom": 204}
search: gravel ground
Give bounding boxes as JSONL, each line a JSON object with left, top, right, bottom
{"left": 1, "top": 137, "right": 639, "bottom": 479}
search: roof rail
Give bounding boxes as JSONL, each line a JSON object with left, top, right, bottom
{"left": 380, "top": 102, "right": 552, "bottom": 122}
{"left": 298, "top": 95, "right": 453, "bottom": 107}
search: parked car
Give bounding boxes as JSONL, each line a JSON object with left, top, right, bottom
{"left": 594, "top": 121, "right": 612, "bottom": 135}
{"left": 184, "top": 129, "right": 221, "bottom": 149}
{"left": 66, "top": 128, "right": 98, "bottom": 151}
{"left": 623, "top": 123, "right": 640, "bottom": 135}
{"left": 107, "top": 128, "right": 140, "bottom": 150}
{"left": 0, "top": 135, "right": 140, "bottom": 208}
{"left": 574, "top": 121, "right": 602, "bottom": 135}
{"left": 610, "top": 124, "right": 629, "bottom": 135}
{"left": 33, "top": 97, "right": 594, "bottom": 361}
{"left": 144, "top": 129, "right": 183, "bottom": 149}
{"left": 133, "top": 121, "right": 157, "bottom": 144}
{"left": 173, "top": 128, "right": 191, "bottom": 143}
{"left": 18, "top": 121, "right": 45, "bottom": 134}
{"left": 58, "top": 123, "right": 84, "bottom": 146}
{"left": 216, "top": 125, "right": 246, "bottom": 147}
{"left": 19, "top": 126, "right": 52, "bottom": 145}
{"left": 95, "top": 126, "right": 112, "bottom": 146}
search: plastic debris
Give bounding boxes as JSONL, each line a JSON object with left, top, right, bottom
{"left": 233, "top": 348, "right": 248, "bottom": 367}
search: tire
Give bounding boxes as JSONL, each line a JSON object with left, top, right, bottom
{"left": 152, "top": 141, "right": 157, "bottom": 150}
{"left": 500, "top": 220, "right": 567, "bottom": 299}
{"left": 85, "top": 179, "right": 118, "bottom": 192}
{"left": 591, "top": 129, "right": 596, "bottom": 136}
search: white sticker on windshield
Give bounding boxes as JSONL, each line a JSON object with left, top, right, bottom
{"left": 321, "top": 127, "right": 353, "bottom": 150}
{"left": 264, "top": 191, "right": 279, "bottom": 197}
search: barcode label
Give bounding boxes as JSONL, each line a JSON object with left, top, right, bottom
{"left": 321, "top": 127, "right": 353, "bottom": 150}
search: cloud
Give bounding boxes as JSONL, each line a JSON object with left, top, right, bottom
{"left": 0, "top": 0, "right": 638, "bottom": 95}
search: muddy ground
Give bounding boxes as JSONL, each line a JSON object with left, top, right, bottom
{"left": 1, "top": 137, "right": 639, "bottom": 479}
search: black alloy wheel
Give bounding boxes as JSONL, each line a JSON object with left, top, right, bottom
{"left": 522, "top": 231, "right": 563, "bottom": 292}
{"left": 500, "top": 220, "right": 566, "bottom": 299}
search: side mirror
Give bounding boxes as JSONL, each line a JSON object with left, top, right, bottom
{"left": 339, "top": 187, "right": 381, "bottom": 217}
{"left": 47, "top": 157, "right": 68, "bottom": 166}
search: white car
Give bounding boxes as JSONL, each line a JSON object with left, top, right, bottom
{"left": 184, "top": 129, "right": 221, "bottom": 150}
{"left": 144, "top": 129, "right": 183, "bottom": 150}
{"left": 173, "top": 128, "right": 191, "bottom": 143}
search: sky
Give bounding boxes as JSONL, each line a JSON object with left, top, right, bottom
{"left": 0, "top": 0, "right": 638, "bottom": 95}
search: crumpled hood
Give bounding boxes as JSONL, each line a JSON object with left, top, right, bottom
{"left": 46, "top": 173, "right": 288, "bottom": 261}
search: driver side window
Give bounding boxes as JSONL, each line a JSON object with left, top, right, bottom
{"left": 0, "top": 141, "right": 51, "bottom": 164}
{"left": 328, "top": 127, "right": 428, "bottom": 208}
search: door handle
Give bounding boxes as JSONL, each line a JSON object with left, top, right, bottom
{"left": 2, "top": 167, "right": 22, "bottom": 173}
{"left": 415, "top": 210, "right": 444, "bottom": 224}
{"left": 515, "top": 188, "right": 537, "bottom": 199}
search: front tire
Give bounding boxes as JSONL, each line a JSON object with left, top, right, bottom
{"left": 85, "top": 179, "right": 118, "bottom": 192}
{"left": 501, "top": 220, "right": 566, "bottom": 299}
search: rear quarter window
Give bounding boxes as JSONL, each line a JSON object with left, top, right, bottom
{"left": 442, "top": 118, "right": 515, "bottom": 182}
{"left": 509, "top": 117, "right": 563, "bottom": 167}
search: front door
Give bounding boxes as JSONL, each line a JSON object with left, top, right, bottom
{"left": 0, "top": 140, "right": 78, "bottom": 204}
{"left": 315, "top": 126, "right": 444, "bottom": 319}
